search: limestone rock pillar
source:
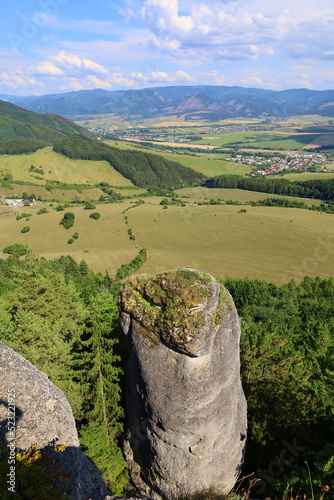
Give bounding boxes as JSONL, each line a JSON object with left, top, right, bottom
{"left": 120, "top": 269, "right": 247, "bottom": 499}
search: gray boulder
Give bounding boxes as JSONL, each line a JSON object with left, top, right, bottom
{"left": 0, "top": 341, "right": 110, "bottom": 500}
{"left": 120, "top": 269, "right": 247, "bottom": 500}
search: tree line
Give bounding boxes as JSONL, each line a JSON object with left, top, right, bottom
{"left": 53, "top": 135, "right": 205, "bottom": 189}
{"left": 205, "top": 174, "right": 334, "bottom": 201}
{"left": 0, "top": 138, "right": 47, "bottom": 155}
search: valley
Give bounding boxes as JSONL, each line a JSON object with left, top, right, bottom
{"left": 1, "top": 86, "right": 334, "bottom": 499}
{"left": 1, "top": 98, "right": 334, "bottom": 285}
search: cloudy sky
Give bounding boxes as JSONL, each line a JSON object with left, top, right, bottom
{"left": 1, "top": 0, "right": 334, "bottom": 96}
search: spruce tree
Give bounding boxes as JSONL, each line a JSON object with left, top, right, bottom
{"left": 75, "top": 297, "right": 128, "bottom": 494}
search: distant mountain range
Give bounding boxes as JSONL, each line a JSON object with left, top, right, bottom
{"left": 0, "top": 100, "right": 89, "bottom": 142}
{"left": 2, "top": 85, "right": 334, "bottom": 120}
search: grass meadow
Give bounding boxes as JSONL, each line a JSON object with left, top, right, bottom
{"left": 281, "top": 171, "right": 334, "bottom": 180}
{"left": 0, "top": 203, "right": 139, "bottom": 274}
{"left": 195, "top": 131, "right": 324, "bottom": 149}
{"left": 176, "top": 187, "right": 323, "bottom": 206}
{"left": 0, "top": 147, "right": 133, "bottom": 187}
{"left": 0, "top": 184, "right": 109, "bottom": 202}
{"left": 1, "top": 199, "right": 334, "bottom": 284}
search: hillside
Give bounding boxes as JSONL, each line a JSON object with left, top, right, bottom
{"left": 53, "top": 134, "right": 205, "bottom": 188}
{"left": 5, "top": 85, "right": 334, "bottom": 120}
{"left": 0, "top": 100, "right": 90, "bottom": 143}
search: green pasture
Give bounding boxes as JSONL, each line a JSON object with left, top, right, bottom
{"left": 0, "top": 202, "right": 139, "bottom": 275}
{"left": 245, "top": 134, "right": 323, "bottom": 150}
{"left": 104, "top": 140, "right": 251, "bottom": 177}
{"left": 196, "top": 131, "right": 323, "bottom": 150}
{"left": 0, "top": 147, "right": 133, "bottom": 187}
{"left": 126, "top": 203, "right": 334, "bottom": 284}
{"left": 281, "top": 171, "right": 334, "bottom": 181}
{"left": 176, "top": 187, "right": 322, "bottom": 206}
{"left": 0, "top": 184, "right": 107, "bottom": 202}
{"left": 1, "top": 200, "right": 334, "bottom": 284}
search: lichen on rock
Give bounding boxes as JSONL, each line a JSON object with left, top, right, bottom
{"left": 120, "top": 268, "right": 224, "bottom": 356}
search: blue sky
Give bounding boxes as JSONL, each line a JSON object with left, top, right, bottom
{"left": 1, "top": 0, "right": 334, "bottom": 96}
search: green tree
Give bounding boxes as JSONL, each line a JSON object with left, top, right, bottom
{"left": 60, "top": 212, "right": 75, "bottom": 229}
{"left": 89, "top": 212, "right": 101, "bottom": 220}
{"left": 76, "top": 298, "right": 128, "bottom": 494}
{"left": 0, "top": 256, "right": 86, "bottom": 416}
{"left": 2, "top": 243, "right": 28, "bottom": 257}
{"left": 84, "top": 201, "right": 96, "bottom": 210}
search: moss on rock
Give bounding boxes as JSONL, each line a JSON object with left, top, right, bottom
{"left": 120, "top": 269, "right": 225, "bottom": 354}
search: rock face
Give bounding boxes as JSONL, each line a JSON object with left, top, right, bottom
{"left": 0, "top": 341, "right": 110, "bottom": 500}
{"left": 120, "top": 269, "right": 247, "bottom": 499}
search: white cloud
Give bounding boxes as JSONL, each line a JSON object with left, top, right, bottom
{"left": 130, "top": 69, "right": 196, "bottom": 84}
{"left": 151, "top": 71, "right": 173, "bottom": 81}
{"left": 60, "top": 78, "right": 85, "bottom": 91}
{"left": 86, "top": 75, "right": 112, "bottom": 89}
{"left": 111, "top": 73, "right": 136, "bottom": 87}
{"left": 131, "top": 71, "right": 147, "bottom": 81}
{"left": 138, "top": 0, "right": 334, "bottom": 62}
{"left": 30, "top": 61, "right": 64, "bottom": 76}
{"left": 141, "top": 0, "right": 194, "bottom": 33}
{"left": 0, "top": 72, "right": 42, "bottom": 89}
{"left": 174, "top": 70, "right": 195, "bottom": 81}
{"left": 51, "top": 51, "right": 108, "bottom": 74}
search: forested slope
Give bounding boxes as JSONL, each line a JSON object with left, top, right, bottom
{"left": 0, "top": 100, "right": 90, "bottom": 144}
{"left": 53, "top": 134, "right": 205, "bottom": 188}
{"left": 0, "top": 252, "right": 332, "bottom": 497}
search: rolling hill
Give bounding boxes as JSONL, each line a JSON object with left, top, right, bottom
{"left": 0, "top": 100, "right": 90, "bottom": 143}
{"left": 53, "top": 134, "right": 205, "bottom": 188}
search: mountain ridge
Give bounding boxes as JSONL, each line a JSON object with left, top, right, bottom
{"left": 3, "top": 85, "right": 334, "bottom": 120}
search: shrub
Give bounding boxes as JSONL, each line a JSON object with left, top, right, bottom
{"left": 72, "top": 232, "right": 79, "bottom": 240}
{"left": 68, "top": 238, "right": 74, "bottom": 244}
{"left": 55, "top": 205, "right": 65, "bottom": 212}
{"left": 89, "top": 212, "right": 100, "bottom": 220}
{"left": 116, "top": 248, "right": 147, "bottom": 279}
{"left": 16, "top": 213, "right": 31, "bottom": 221}
{"left": 60, "top": 212, "right": 75, "bottom": 229}
{"left": 21, "top": 226, "right": 30, "bottom": 234}
{"left": 160, "top": 197, "right": 170, "bottom": 206}
{"left": 3, "top": 243, "right": 28, "bottom": 257}
{"left": 84, "top": 201, "right": 96, "bottom": 210}
{"left": 37, "top": 208, "right": 48, "bottom": 215}
{"left": 127, "top": 228, "right": 135, "bottom": 240}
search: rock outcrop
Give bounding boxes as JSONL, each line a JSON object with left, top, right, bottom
{"left": 0, "top": 341, "right": 110, "bottom": 500}
{"left": 120, "top": 269, "right": 247, "bottom": 499}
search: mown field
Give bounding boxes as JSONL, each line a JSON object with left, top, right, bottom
{"left": 0, "top": 147, "right": 133, "bottom": 186}
{"left": 1, "top": 198, "right": 334, "bottom": 284}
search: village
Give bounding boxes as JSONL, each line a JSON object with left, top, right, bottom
{"left": 227, "top": 152, "right": 334, "bottom": 176}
